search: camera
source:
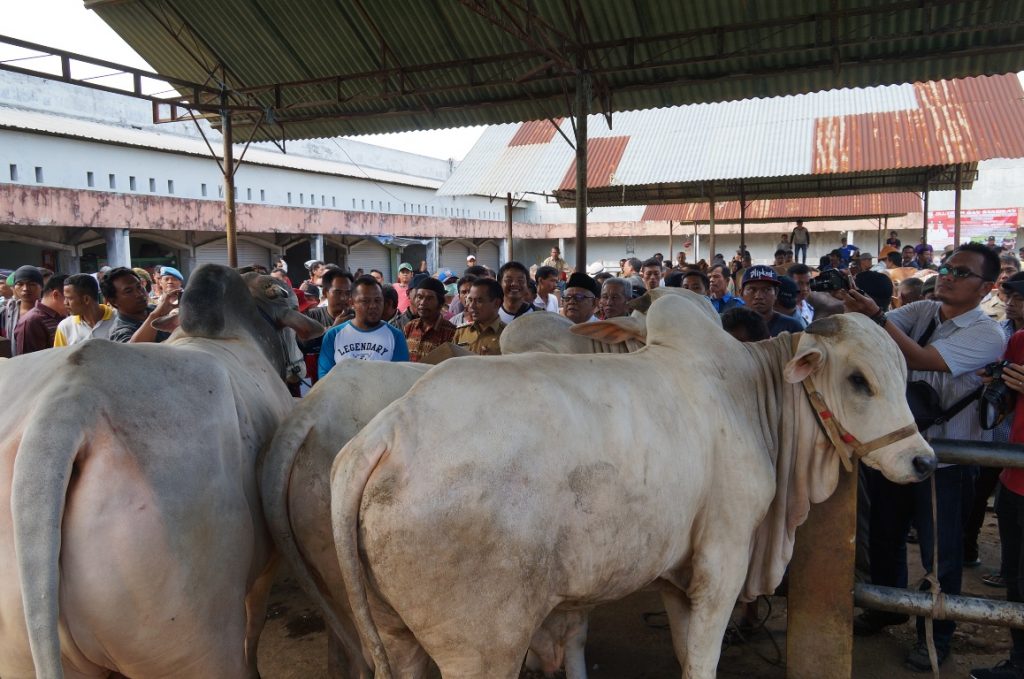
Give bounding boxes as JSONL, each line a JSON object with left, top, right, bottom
{"left": 809, "top": 269, "right": 850, "bottom": 293}
{"left": 980, "top": 360, "right": 1015, "bottom": 430}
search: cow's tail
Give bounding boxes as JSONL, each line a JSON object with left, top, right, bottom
{"left": 11, "top": 399, "right": 89, "bottom": 679}
{"left": 331, "top": 434, "right": 394, "bottom": 679}
{"left": 259, "top": 401, "right": 366, "bottom": 668}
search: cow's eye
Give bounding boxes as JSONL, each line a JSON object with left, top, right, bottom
{"left": 848, "top": 371, "right": 872, "bottom": 395}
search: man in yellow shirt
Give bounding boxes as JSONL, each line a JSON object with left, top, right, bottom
{"left": 53, "top": 274, "right": 117, "bottom": 346}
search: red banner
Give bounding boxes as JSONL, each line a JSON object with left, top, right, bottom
{"left": 929, "top": 208, "right": 1018, "bottom": 240}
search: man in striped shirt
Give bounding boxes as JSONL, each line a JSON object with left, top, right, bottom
{"left": 843, "top": 243, "right": 1006, "bottom": 672}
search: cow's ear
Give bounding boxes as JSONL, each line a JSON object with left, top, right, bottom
{"left": 570, "top": 316, "right": 646, "bottom": 344}
{"left": 784, "top": 346, "right": 825, "bottom": 383}
{"left": 627, "top": 292, "right": 653, "bottom": 314}
{"left": 281, "top": 309, "right": 325, "bottom": 341}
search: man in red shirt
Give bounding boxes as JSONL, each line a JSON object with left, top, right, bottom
{"left": 973, "top": 338, "right": 1024, "bottom": 679}
{"left": 14, "top": 274, "right": 67, "bottom": 354}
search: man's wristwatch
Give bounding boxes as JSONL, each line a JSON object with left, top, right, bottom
{"left": 870, "top": 309, "right": 887, "bottom": 327}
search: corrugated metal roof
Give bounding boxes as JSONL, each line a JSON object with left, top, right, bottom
{"left": 439, "top": 74, "right": 1018, "bottom": 204}
{"left": 642, "top": 194, "right": 922, "bottom": 222}
{"left": 85, "top": 0, "right": 1024, "bottom": 141}
{"left": 0, "top": 106, "right": 442, "bottom": 189}
{"left": 509, "top": 119, "right": 563, "bottom": 147}
{"left": 558, "top": 136, "right": 629, "bottom": 190}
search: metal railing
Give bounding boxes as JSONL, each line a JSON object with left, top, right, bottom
{"left": 786, "top": 438, "right": 1024, "bottom": 678}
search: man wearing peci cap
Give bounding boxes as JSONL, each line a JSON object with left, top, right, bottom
{"left": 403, "top": 278, "right": 457, "bottom": 362}
{"left": 0, "top": 266, "right": 45, "bottom": 356}
{"left": 562, "top": 272, "right": 600, "bottom": 324}
{"left": 740, "top": 266, "right": 803, "bottom": 337}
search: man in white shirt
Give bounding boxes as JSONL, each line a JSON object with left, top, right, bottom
{"left": 317, "top": 276, "right": 409, "bottom": 377}
{"left": 533, "top": 266, "right": 561, "bottom": 312}
{"left": 843, "top": 243, "right": 1006, "bottom": 671}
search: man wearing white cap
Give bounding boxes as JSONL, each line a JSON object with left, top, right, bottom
{"left": 466, "top": 254, "right": 477, "bottom": 267}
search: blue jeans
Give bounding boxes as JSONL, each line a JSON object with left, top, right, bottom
{"left": 794, "top": 243, "right": 808, "bottom": 264}
{"left": 864, "top": 464, "right": 976, "bottom": 652}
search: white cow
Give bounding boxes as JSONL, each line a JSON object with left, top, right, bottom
{"left": 331, "top": 291, "right": 936, "bottom": 679}
{"left": 0, "top": 264, "right": 323, "bottom": 679}
{"left": 500, "top": 287, "right": 715, "bottom": 355}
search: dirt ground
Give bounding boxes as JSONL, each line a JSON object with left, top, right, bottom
{"left": 258, "top": 510, "right": 1013, "bottom": 678}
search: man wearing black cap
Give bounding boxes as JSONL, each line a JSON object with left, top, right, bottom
{"left": 740, "top": 266, "right": 803, "bottom": 337}
{"left": 0, "top": 266, "right": 45, "bottom": 356}
{"left": 562, "top": 272, "right": 600, "bottom": 324}
{"left": 14, "top": 273, "right": 67, "bottom": 354}
{"left": 773, "top": 276, "right": 806, "bottom": 329}
{"left": 403, "top": 277, "right": 457, "bottom": 362}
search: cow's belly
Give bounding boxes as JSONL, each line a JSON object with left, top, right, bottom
{"left": 55, "top": 442, "right": 258, "bottom": 677}
{"left": 359, "top": 450, "right": 734, "bottom": 634}
{"left": 0, "top": 441, "right": 35, "bottom": 678}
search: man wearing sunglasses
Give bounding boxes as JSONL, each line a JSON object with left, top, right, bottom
{"left": 842, "top": 242, "right": 1006, "bottom": 672}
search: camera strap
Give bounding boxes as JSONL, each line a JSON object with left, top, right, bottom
{"left": 917, "top": 318, "right": 938, "bottom": 347}
{"left": 911, "top": 316, "right": 982, "bottom": 426}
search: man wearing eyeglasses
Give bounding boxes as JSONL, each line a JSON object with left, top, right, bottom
{"left": 561, "top": 273, "right": 600, "bottom": 324}
{"left": 317, "top": 275, "right": 408, "bottom": 378}
{"left": 842, "top": 242, "right": 1006, "bottom": 672}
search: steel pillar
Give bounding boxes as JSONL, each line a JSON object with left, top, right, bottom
{"left": 787, "top": 466, "right": 856, "bottom": 679}
{"left": 222, "top": 107, "right": 237, "bottom": 268}
{"left": 103, "top": 228, "right": 131, "bottom": 268}
{"left": 506, "top": 192, "right": 514, "bottom": 262}
{"left": 922, "top": 184, "right": 929, "bottom": 245}
{"left": 954, "top": 165, "right": 963, "bottom": 247}
{"left": 574, "top": 70, "right": 591, "bottom": 271}
{"left": 708, "top": 195, "right": 716, "bottom": 262}
{"left": 311, "top": 234, "right": 325, "bottom": 262}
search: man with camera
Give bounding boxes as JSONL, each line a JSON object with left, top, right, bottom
{"left": 842, "top": 242, "right": 1006, "bottom": 672}
{"left": 970, "top": 274, "right": 1024, "bottom": 679}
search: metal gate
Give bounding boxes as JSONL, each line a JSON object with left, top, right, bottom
{"left": 348, "top": 239, "right": 391, "bottom": 281}
{"left": 195, "top": 239, "right": 271, "bottom": 269}
{"left": 440, "top": 241, "right": 469, "bottom": 272}
{"left": 477, "top": 241, "right": 500, "bottom": 270}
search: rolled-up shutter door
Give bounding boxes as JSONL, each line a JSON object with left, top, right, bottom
{"left": 440, "top": 242, "right": 468, "bottom": 271}
{"left": 348, "top": 239, "right": 391, "bottom": 280}
{"left": 195, "top": 239, "right": 270, "bottom": 269}
{"left": 477, "top": 241, "right": 499, "bottom": 270}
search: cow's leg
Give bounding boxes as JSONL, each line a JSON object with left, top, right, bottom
{"left": 243, "top": 557, "right": 278, "bottom": 679}
{"left": 660, "top": 586, "right": 692, "bottom": 670}
{"left": 679, "top": 547, "right": 749, "bottom": 679}
{"left": 561, "top": 611, "right": 590, "bottom": 679}
{"left": 367, "top": 590, "right": 431, "bottom": 679}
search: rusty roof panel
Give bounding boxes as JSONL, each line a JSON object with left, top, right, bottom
{"left": 642, "top": 193, "right": 923, "bottom": 222}
{"left": 558, "top": 136, "right": 630, "bottom": 191}
{"left": 508, "top": 119, "right": 562, "bottom": 147}
{"left": 813, "top": 75, "right": 1024, "bottom": 174}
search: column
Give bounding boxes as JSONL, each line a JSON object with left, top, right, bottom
{"left": 311, "top": 234, "right": 325, "bottom": 262}
{"left": 104, "top": 228, "right": 131, "bottom": 268}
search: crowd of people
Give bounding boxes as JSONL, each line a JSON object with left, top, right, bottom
{"left": 3, "top": 232, "right": 1024, "bottom": 677}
